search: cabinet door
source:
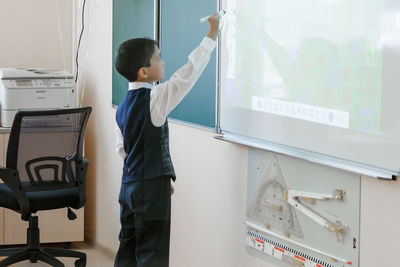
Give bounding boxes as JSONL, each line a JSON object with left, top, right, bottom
{"left": 2, "top": 134, "right": 84, "bottom": 245}
{"left": 3, "top": 208, "right": 84, "bottom": 245}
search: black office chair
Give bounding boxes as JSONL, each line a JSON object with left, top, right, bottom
{"left": 0, "top": 107, "right": 92, "bottom": 267}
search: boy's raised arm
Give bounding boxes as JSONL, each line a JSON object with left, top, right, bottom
{"left": 150, "top": 13, "right": 222, "bottom": 127}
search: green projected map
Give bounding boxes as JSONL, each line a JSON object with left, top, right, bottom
{"left": 223, "top": 0, "right": 383, "bottom": 133}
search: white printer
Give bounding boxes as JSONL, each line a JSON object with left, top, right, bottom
{"left": 0, "top": 68, "right": 77, "bottom": 127}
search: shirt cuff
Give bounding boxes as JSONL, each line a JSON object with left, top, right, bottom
{"left": 201, "top": 36, "right": 217, "bottom": 51}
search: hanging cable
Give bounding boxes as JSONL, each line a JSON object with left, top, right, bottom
{"left": 75, "top": 0, "right": 87, "bottom": 83}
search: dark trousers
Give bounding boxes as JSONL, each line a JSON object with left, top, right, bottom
{"left": 114, "top": 176, "right": 171, "bottom": 267}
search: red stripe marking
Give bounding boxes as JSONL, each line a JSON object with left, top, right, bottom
{"left": 274, "top": 246, "right": 284, "bottom": 253}
{"left": 316, "top": 265, "right": 323, "bottom": 267}
{"left": 294, "top": 255, "right": 305, "bottom": 261}
{"left": 255, "top": 238, "right": 264, "bottom": 244}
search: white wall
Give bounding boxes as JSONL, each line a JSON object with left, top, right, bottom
{"left": 0, "top": 0, "right": 73, "bottom": 71}
{"left": 73, "top": 0, "right": 121, "bottom": 252}
{"left": 359, "top": 176, "right": 400, "bottom": 267}
{"left": 78, "top": 1, "right": 400, "bottom": 267}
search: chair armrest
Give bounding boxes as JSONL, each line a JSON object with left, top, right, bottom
{"left": 76, "top": 157, "right": 89, "bottom": 183}
{"left": 0, "top": 166, "right": 30, "bottom": 220}
{"left": 74, "top": 157, "right": 89, "bottom": 209}
{"left": 0, "top": 166, "right": 22, "bottom": 191}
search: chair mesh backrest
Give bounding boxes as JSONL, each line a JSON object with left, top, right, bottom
{"left": 10, "top": 111, "right": 87, "bottom": 190}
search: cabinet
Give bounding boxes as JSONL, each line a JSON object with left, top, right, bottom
{"left": 0, "top": 131, "right": 84, "bottom": 245}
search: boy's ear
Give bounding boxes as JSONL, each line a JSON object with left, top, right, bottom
{"left": 137, "top": 67, "right": 148, "bottom": 79}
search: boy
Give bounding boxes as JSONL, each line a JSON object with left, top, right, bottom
{"left": 114, "top": 13, "right": 221, "bottom": 267}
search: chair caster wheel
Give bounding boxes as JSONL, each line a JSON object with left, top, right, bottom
{"left": 75, "top": 259, "right": 86, "bottom": 267}
{"left": 64, "top": 242, "right": 72, "bottom": 249}
{"left": 29, "top": 253, "right": 38, "bottom": 263}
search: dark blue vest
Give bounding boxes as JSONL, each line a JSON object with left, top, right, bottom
{"left": 116, "top": 88, "right": 176, "bottom": 183}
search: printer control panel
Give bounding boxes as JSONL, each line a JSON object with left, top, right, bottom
{"left": 2, "top": 79, "right": 75, "bottom": 88}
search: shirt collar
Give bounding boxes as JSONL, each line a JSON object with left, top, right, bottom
{"left": 128, "top": 82, "right": 153, "bottom": 90}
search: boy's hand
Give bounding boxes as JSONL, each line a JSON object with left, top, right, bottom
{"left": 206, "top": 12, "right": 222, "bottom": 41}
{"left": 171, "top": 184, "right": 175, "bottom": 196}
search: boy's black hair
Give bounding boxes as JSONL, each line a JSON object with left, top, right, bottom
{"left": 115, "top": 38, "right": 158, "bottom": 82}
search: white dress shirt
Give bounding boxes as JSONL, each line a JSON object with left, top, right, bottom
{"left": 115, "top": 36, "right": 216, "bottom": 159}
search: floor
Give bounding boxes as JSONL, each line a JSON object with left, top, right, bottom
{"left": 1, "top": 242, "right": 115, "bottom": 267}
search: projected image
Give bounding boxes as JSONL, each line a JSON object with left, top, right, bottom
{"left": 222, "top": 0, "right": 384, "bottom": 133}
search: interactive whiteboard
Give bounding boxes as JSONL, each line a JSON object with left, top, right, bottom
{"left": 219, "top": 0, "right": 400, "bottom": 174}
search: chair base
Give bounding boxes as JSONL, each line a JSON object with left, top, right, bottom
{"left": 0, "top": 247, "right": 86, "bottom": 266}
{"left": 0, "top": 215, "right": 86, "bottom": 266}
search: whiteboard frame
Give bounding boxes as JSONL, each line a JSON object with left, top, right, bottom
{"left": 214, "top": 132, "right": 397, "bottom": 180}
{"left": 215, "top": 0, "right": 222, "bottom": 134}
